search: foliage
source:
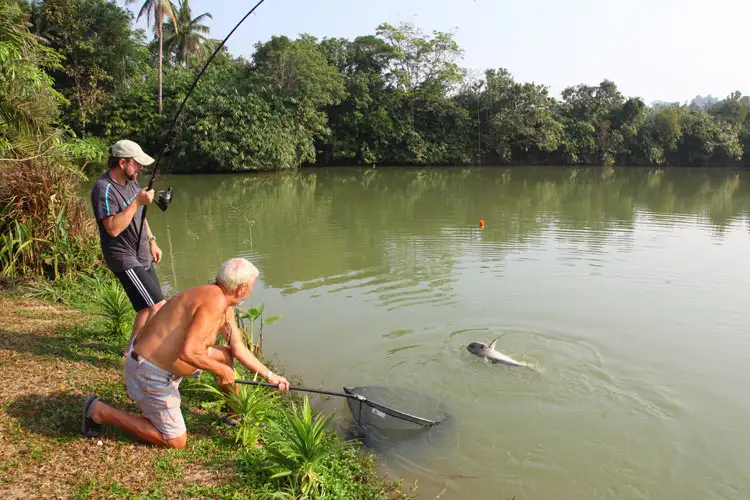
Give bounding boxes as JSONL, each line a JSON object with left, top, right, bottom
{"left": 174, "top": 78, "right": 308, "bottom": 170}
{"left": 263, "top": 396, "right": 341, "bottom": 498}
{"left": 0, "top": 0, "right": 65, "bottom": 156}
{"left": 95, "top": 279, "right": 135, "bottom": 338}
{"left": 162, "top": 0, "right": 214, "bottom": 70}
{"left": 479, "top": 68, "right": 564, "bottom": 162}
{"left": 197, "top": 377, "right": 279, "bottom": 448}
{"left": 375, "top": 21, "right": 464, "bottom": 94}
{"left": 38, "top": 0, "right": 142, "bottom": 136}
{"left": 14, "top": 0, "right": 747, "bottom": 171}
{"left": 251, "top": 34, "right": 346, "bottom": 165}
{"left": 235, "top": 300, "right": 283, "bottom": 355}
{"left": 0, "top": 159, "right": 101, "bottom": 280}
{"left": 24, "top": 266, "right": 109, "bottom": 311}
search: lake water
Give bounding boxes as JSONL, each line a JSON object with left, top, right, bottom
{"left": 141, "top": 166, "right": 750, "bottom": 499}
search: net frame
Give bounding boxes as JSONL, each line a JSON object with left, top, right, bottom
{"left": 343, "top": 386, "right": 440, "bottom": 428}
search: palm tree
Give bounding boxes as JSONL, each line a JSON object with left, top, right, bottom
{"left": 126, "top": 0, "right": 177, "bottom": 115}
{"left": 162, "top": 0, "right": 212, "bottom": 71}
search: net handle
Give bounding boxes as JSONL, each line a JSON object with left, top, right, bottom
{"left": 235, "top": 380, "right": 438, "bottom": 428}
{"left": 235, "top": 379, "right": 359, "bottom": 400}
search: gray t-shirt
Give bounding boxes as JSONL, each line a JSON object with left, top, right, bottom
{"left": 90, "top": 172, "right": 151, "bottom": 273}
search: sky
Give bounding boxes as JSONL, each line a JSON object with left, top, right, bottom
{"left": 121, "top": 0, "right": 749, "bottom": 105}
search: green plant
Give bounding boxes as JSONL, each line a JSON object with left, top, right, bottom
{"left": 0, "top": 159, "right": 101, "bottom": 280}
{"left": 235, "top": 301, "right": 283, "bottom": 355}
{"left": 197, "top": 377, "right": 278, "bottom": 448}
{"left": 0, "top": 218, "right": 37, "bottom": 278}
{"left": 96, "top": 281, "right": 135, "bottom": 338}
{"left": 25, "top": 267, "right": 110, "bottom": 312}
{"left": 264, "top": 396, "right": 339, "bottom": 498}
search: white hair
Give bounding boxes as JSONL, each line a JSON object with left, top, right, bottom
{"left": 216, "top": 257, "right": 259, "bottom": 290}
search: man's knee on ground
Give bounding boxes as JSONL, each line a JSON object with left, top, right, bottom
{"left": 165, "top": 432, "right": 187, "bottom": 449}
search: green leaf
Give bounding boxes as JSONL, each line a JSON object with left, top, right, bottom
{"left": 269, "top": 471, "right": 293, "bottom": 480}
{"left": 263, "top": 315, "right": 283, "bottom": 325}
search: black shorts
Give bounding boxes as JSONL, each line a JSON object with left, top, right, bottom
{"left": 113, "top": 266, "right": 165, "bottom": 312}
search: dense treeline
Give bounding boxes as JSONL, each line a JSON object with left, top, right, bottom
{"left": 3, "top": 0, "right": 750, "bottom": 174}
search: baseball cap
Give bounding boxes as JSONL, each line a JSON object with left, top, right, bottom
{"left": 110, "top": 139, "right": 155, "bottom": 166}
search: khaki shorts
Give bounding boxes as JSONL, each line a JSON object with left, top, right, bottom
{"left": 124, "top": 345, "right": 186, "bottom": 440}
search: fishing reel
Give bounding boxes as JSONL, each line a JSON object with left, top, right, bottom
{"left": 155, "top": 187, "right": 173, "bottom": 211}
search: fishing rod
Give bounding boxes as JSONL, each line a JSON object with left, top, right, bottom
{"left": 136, "top": 0, "right": 269, "bottom": 244}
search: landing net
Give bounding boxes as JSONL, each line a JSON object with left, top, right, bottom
{"left": 343, "top": 386, "right": 449, "bottom": 431}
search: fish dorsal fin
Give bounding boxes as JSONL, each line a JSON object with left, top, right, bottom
{"left": 488, "top": 334, "right": 504, "bottom": 350}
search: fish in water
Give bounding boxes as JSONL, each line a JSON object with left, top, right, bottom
{"left": 466, "top": 336, "right": 533, "bottom": 369}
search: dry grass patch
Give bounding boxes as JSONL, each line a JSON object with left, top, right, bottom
{"left": 0, "top": 295, "right": 86, "bottom": 336}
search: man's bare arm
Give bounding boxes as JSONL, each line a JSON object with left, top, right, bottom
{"left": 220, "top": 308, "right": 270, "bottom": 376}
{"left": 220, "top": 308, "right": 289, "bottom": 391}
{"left": 101, "top": 189, "right": 153, "bottom": 237}
{"left": 101, "top": 201, "right": 140, "bottom": 237}
{"left": 180, "top": 304, "right": 234, "bottom": 385}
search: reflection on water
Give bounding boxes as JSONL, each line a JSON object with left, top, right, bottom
{"left": 135, "top": 166, "right": 750, "bottom": 499}
{"left": 150, "top": 166, "right": 748, "bottom": 292}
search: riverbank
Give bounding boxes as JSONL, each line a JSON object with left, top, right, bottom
{"left": 0, "top": 288, "right": 412, "bottom": 498}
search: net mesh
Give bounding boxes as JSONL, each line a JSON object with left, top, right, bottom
{"left": 343, "top": 386, "right": 449, "bottom": 431}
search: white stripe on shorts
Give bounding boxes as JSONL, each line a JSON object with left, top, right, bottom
{"left": 125, "top": 268, "right": 155, "bottom": 308}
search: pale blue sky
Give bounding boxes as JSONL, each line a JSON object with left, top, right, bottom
{"left": 121, "top": 0, "right": 749, "bottom": 104}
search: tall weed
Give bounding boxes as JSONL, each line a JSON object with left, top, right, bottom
{"left": 95, "top": 280, "right": 135, "bottom": 339}
{"left": 0, "top": 159, "right": 100, "bottom": 280}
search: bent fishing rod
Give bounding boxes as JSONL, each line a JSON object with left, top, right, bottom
{"left": 136, "top": 0, "right": 268, "bottom": 244}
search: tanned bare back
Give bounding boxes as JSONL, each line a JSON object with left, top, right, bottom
{"left": 133, "top": 283, "right": 232, "bottom": 378}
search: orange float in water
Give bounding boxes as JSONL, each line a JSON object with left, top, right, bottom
{"left": 479, "top": 219, "right": 485, "bottom": 228}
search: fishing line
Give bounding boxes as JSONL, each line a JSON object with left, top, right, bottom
{"left": 136, "top": 0, "right": 269, "bottom": 244}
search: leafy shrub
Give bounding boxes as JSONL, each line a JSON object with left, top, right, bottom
{"left": 197, "top": 377, "right": 280, "bottom": 448}
{"left": 0, "top": 159, "right": 101, "bottom": 280}
{"left": 264, "top": 396, "right": 340, "bottom": 498}
{"left": 95, "top": 280, "right": 135, "bottom": 339}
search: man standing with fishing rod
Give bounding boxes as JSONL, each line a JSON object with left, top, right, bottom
{"left": 93, "top": 0, "right": 270, "bottom": 351}
{"left": 90, "top": 140, "right": 166, "bottom": 354}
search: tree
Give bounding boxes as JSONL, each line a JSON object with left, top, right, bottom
{"left": 319, "top": 35, "right": 398, "bottom": 164}
{"left": 375, "top": 22, "right": 463, "bottom": 94}
{"left": 480, "top": 68, "right": 563, "bottom": 162}
{"left": 558, "top": 80, "right": 627, "bottom": 165}
{"left": 0, "top": 0, "right": 64, "bottom": 155}
{"left": 162, "top": 0, "right": 212, "bottom": 71}
{"left": 669, "top": 108, "right": 742, "bottom": 166}
{"left": 126, "top": 0, "right": 177, "bottom": 115}
{"left": 252, "top": 34, "right": 345, "bottom": 164}
{"left": 39, "top": 0, "right": 141, "bottom": 136}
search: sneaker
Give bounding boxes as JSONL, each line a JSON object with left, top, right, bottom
{"left": 81, "top": 394, "right": 103, "bottom": 438}
{"left": 222, "top": 415, "right": 242, "bottom": 427}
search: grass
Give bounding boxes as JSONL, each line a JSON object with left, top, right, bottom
{"left": 0, "top": 285, "right": 414, "bottom": 499}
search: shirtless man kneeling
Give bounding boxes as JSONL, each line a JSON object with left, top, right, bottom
{"left": 80, "top": 257, "right": 290, "bottom": 448}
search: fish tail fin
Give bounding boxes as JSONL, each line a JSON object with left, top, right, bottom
{"left": 488, "top": 333, "right": 505, "bottom": 350}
